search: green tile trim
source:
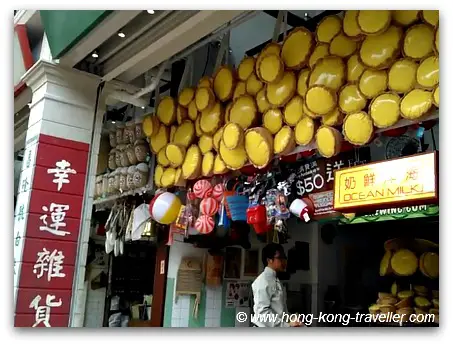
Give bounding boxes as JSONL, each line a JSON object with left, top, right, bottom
{"left": 220, "top": 283, "right": 236, "bottom": 327}
{"left": 188, "top": 285, "right": 206, "bottom": 328}
{"left": 163, "top": 278, "right": 175, "bottom": 328}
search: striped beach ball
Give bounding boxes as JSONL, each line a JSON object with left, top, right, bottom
{"left": 193, "top": 179, "right": 213, "bottom": 199}
{"left": 195, "top": 215, "right": 215, "bottom": 234}
{"left": 149, "top": 192, "right": 182, "bottom": 225}
{"left": 200, "top": 197, "right": 219, "bottom": 216}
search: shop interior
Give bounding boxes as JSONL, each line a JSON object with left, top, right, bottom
{"left": 318, "top": 215, "right": 439, "bottom": 326}
{"left": 77, "top": 10, "right": 439, "bottom": 327}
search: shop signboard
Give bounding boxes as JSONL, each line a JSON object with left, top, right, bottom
{"left": 333, "top": 152, "right": 438, "bottom": 213}
{"left": 338, "top": 204, "right": 439, "bottom": 225}
{"left": 288, "top": 147, "right": 371, "bottom": 220}
{"left": 14, "top": 134, "right": 89, "bottom": 327}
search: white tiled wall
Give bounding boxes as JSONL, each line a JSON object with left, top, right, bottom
{"left": 84, "top": 287, "right": 107, "bottom": 328}
{"left": 205, "top": 286, "right": 222, "bottom": 327}
{"left": 171, "top": 295, "right": 190, "bottom": 327}
{"left": 83, "top": 267, "right": 107, "bottom": 327}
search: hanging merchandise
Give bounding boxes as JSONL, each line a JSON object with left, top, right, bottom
{"left": 212, "top": 183, "right": 225, "bottom": 202}
{"left": 104, "top": 200, "right": 135, "bottom": 256}
{"left": 246, "top": 204, "right": 269, "bottom": 235}
{"left": 194, "top": 215, "right": 215, "bottom": 234}
{"left": 175, "top": 205, "right": 191, "bottom": 232}
{"left": 149, "top": 192, "right": 182, "bottom": 225}
{"left": 266, "top": 188, "right": 290, "bottom": 221}
{"left": 200, "top": 197, "right": 219, "bottom": 216}
{"left": 145, "top": 11, "right": 439, "bottom": 187}
{"left": 289, "top": 198, "right": 313, "bottom": 222}
{"left": 130, "top": 203, "right": 152, "bottom": 241}
{"left": 193, "top": 179, "right": 213, "bottom": 198}
{"left": 224, "top": 182, "right": 248, "bottom": 222}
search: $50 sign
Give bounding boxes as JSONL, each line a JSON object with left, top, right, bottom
{"left": 296, "top": 174, "right": 326, "bottom": 196}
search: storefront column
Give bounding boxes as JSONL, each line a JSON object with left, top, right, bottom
{"left": 14, "top": 60, "right": 104, "bottom": 327}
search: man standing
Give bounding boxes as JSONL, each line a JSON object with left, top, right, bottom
{"left": 251, "top": 243, "right": 302, "bottom": 327}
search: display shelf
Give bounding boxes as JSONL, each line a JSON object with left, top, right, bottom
{"left": 93, "top": 185, "right": 153, "bottom": 206}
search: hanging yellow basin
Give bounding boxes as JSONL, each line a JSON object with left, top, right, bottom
{"left": 157, "top": 96, "right": 177, "bottom": 126}
{"left": 343, "top": 10, "right": 363, "bottom": 40}
{"left": 229, "top": 95, "right": 258, "bottom": 130}
{"left": 263, "top": 109, "right": 283, "bottom": 135}
{"left": 316, "top": 15, "right": 342, "bottom": 43}
{"left": 315, "top": 126, "right": 343, "bottom": 158}
{"left": 305, "top": 85, "right": 337, "bottom": 115}
{"left": 360, "top": 25, "right": 402, "bottom": 69}
{"left": 283, "top": 95, "right": 304, "bottom": 126}
{"left": 296, "top": 69, "right": 310, "bottom": 98}
{"left": 359, "top": 69, "right": 388, "bottom": 99}
{"left": 347, "top": 54, "right": 365, "bottom": 83}
{"left": 202, "top": 151, "right": 215, "bottom": 177}
{"left": 266, "top": 71, "right": 297, "bottom": 107}
{"left": 309, "top": 43, "right": 329, "bottom": 69}
{"left": 329, "top": 32, "right": 357, "bottom": 58}
{"left": 281, "top": 27, "right": 314, "bottom": 70}
{"left": 416, "top": 55, "right": 439, "bottom": 89}
{"left": 274, "top": 126, "right": 296, "bottom": 156}
{"left": 388, "top": 59, "right": 417, "bottom": 94}
{"left": 256, "top": 88, "right": 271, "bottom": 114}
{"left": 237, "top": 56, "right": 256, "bottom": 81}
{"left": 295, "top": 116, "right": 316, "bottom": 146}
{"left": 403, "top": 24, "right": 434, "bottom": 60}
{"left": 370, "top": 92, "right": 401, "bottom": 128}
{"left": 245, "top": 127, "right": 274, "bottom": 169}
{"left": 400, "top": 89, "right": 433, "bottom": 120}
{"left": 338, "top": 84, "right": 367, "bottom": 114}
{"left": 392, "top": 10, "right": 420, "bottom": 27}
{"left": 322, "top": 107, "right": 344, "bottom": 127}
{"left": 357, "top": 10, "right": 391, "bottom": 35}
{"left": 343, "top": 111, "right": 374, "bottom": 146}
{"left": 309, "top": 56, "right": 346, "bottom": 91}
{"left": 258, "top": 54, "right": 284, "bottom": 84}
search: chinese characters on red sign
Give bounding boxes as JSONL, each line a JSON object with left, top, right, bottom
{"left": 14, "top": 135, "right": 89, "bottom": 327}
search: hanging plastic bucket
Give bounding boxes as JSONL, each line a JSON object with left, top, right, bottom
{"left": 225, "top": 195, "right": 249, "bottom": 221}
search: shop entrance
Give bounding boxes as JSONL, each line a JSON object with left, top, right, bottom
{"left": 322, "top": 215, "right": 439, "bottom": 327}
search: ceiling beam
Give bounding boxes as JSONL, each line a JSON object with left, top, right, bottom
{"left": 58, "top": 10, "right": 142, "bottom": 68}
{"left": 94, "top": 10, "right": 173, "bottom": 65}
{"left": 102, "top": 10, "right": 246, "bottom": 82}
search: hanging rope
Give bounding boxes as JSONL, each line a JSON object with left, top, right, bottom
{"left": 178, "top": 55, "right": 194, "bottom": 93}
{"left": 272, "top": 10, "right": 287, "bottom": 42}
{"left": 214, "top": 30, "right": 231, "bottom": 71}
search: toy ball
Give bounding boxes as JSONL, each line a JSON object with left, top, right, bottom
{"left": 187, "top": 191, "right": 197, "bottom": 201}
{"left": 212, "top": 183, "right": 225, "bottom": 202}
{"left": 193, "top": 179, "right": 213, "bottom": 199}
{"left": 200, "top": 197, "right": 219, "bottom": 216}
{"left": 149, "top": 192, "right": 182, "bottom": 225}
{"left": 195, "top": 215, "right": 215, "bottom": 234}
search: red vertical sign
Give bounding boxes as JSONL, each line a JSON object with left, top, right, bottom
{"left": 14, "top": 134, "right": 90, "bottom": 327}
